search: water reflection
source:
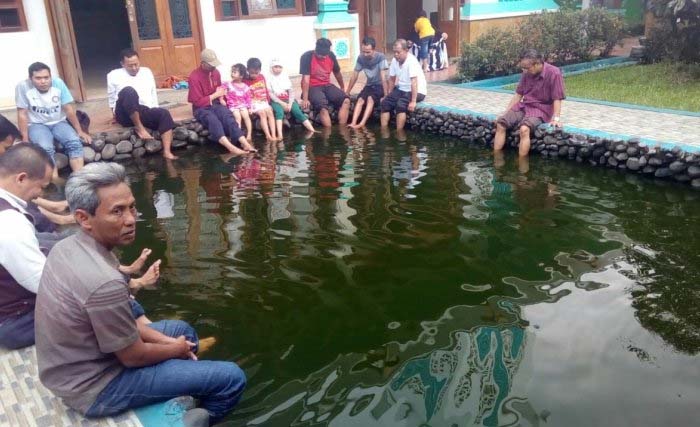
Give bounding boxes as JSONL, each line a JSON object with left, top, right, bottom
{"left": 121, "top": 128, "right": 700, "bottom": 426}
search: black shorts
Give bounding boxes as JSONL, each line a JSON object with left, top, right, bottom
{"left": 357, "top": 84, "right": 384, "bottom": 104}
{"left": 308, "top": 84, "right": 348, "bottom": 112}
{"left": 380, "top": 88, "right": 426, "bottom": 113}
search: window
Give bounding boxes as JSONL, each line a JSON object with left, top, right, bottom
{"left": 303, "top": 0, "right": 318, "bottom": 15}
{"left": 0, "top": 0, "right": 27, "bottom": 32}
{"left": 214, "top": 0, "right": 305, "bottom": 20}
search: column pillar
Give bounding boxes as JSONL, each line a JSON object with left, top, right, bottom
{"left": 314, "top": 0, "right": 359, "bottom": 72}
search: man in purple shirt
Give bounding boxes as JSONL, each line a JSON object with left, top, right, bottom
{"left": 187, "top": 49, "right": 255, "bottom": 155}
{"left": 494, "top": 49, "right": 565, "bottom": 157}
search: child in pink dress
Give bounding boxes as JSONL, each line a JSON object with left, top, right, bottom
{"left": 221, "top": 63, "right": 254, "bottom": 141}
{"left": 243, "top": 57, "right": 279, "bottom": 141}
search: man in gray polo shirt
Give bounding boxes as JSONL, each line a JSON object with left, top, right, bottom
{"left": 346, "top": 36, "right": 389, "bottom": 128}
{"left": 35, "top": 162, "right": 246, "bottom": 425}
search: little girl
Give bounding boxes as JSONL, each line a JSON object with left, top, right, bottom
{"left": 267, "top": 58, "right": 316, "bottom": 138}
{"left": 243, "top": 57, "right": 279, "bottom": 141}
{"left": 221, "top": 63, "right": 254, "bottom": 141}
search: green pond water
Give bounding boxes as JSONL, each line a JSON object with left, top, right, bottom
{"left": 118, "top": 128, "right": 699, "bottom": 426}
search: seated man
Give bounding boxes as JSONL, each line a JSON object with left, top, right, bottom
{"left": 108, "top": 49, "right": 178, "bottom": 160}
{"left": 35, "top": 162, "right": 246, "bottom": 425}
{"left": 0, "top": 144, "right": 53, "bottom": 350}
{"left": 15, "top": 62, "right": 91, "bottom": 179}
{"left": 380, "top": 39, "right": 427, "bottom": 131}
{"left": 494, "top": 49, "right": 565, "bottom": 157}
{"left": 188, "top": 49, "right": 255, "bottom": 155}
{"left": 300, "top": 38, "right": 351, "bottom": 127}
{"left": 346, "top": 36, "right": 388, "bottom": 129}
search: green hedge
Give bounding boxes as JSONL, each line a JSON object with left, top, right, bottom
{"left": 457, "top": 8, "right": 624, "bottom": 82}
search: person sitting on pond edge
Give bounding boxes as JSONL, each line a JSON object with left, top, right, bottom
{"left": 494, "top": 49, "right": 565, "bottom": 158}
{"left": 380, "top": 39, "right": 427, "bottom": 131}
{"left": 187, "top": 48, "right": 257, "bottom": 155}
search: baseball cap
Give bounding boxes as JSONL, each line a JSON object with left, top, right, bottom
{"left": 200, "top": 49, "right": 221, "bottom": 67}
{"left": 315, "top": 38, "right": 332, "bottom": 56}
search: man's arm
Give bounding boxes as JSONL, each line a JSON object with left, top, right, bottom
{"left": 301, "top": 75, "right": 311, "bottom": 109}
{"left": 333, "top": 70, "right": 345, "bottom": 92}
{"left": 107, "top": 73, "right": 118, "bottom": 111}
{"left": 408, "top": 77, "right": 418, "bottom": 112}
{"left": 386, "top": 75, "right": 396, "bottom": 94}
{"left": 63, "top": 103, "right": 92, "bottom": 144}
{"left": 503, "top": 93, "right": 521, "bottom": 115}
{"left": 115, "top": 333, "right": 193, "bottom": 367}
{"left": 16, "top": 108, "right": 29, "bottom": 142}
{"left": 550, "top": 99, "right": 562, "bottom": 127}
{"left": 380, "top": 69, "right": 389, "bottom": 97}
{"left": 345, "top": 71, "right": 359, "bottom": 95}
{"left": 148, "top": 69, "right": 159, "bottom": 108}
{"left": 36, "top": 206, "right": 75, "bottom": 225}
{"left": 33, "top": 197, "right": 68, "bottom": 213}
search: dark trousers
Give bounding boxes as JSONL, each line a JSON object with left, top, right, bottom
{"left": 194, "top": 103, "right": 245, "bottom": 145}
{"left": 0, "top": 310, "right": 35, "bottom": 349}
{"left": 115, "top": 87, "right": 175, "bottom": 134}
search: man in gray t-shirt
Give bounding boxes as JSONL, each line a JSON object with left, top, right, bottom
{"left": 35, "top": 162, "right": 246, "bottom": 424}
{"left": 346, "top": 36, "right": 389, "bottom": 128}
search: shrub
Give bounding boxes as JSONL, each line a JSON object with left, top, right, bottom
{"left": 643, "top": 0, "right": 700, "bottom": 64}
{"left": 458, "top": 8, "right": 624, "bottom": 82}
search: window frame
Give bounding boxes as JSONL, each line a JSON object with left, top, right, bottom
{"left": 0, "top": 0, "right": 28, "bottom": 33}
{"left": 214, "top": 0, "right": 308, "bottom": 20}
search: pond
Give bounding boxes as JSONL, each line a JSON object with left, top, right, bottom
{"left": 118, "top": 128, "right": 699, "bottom": 426}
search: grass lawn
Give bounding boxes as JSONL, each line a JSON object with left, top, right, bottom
{"left": 504, "top": 63, "right": 700, "bottom": 112}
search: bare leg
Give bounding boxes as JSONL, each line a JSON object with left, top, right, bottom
{"left": 358, "top": 97, "right": 375, "bottom": 127}
{"left": 265, "top": 108, "right": 279, "bottom": 140}
{"left": 396, "top": 112, "right": 407, "bottom": 131}
{"left": 240, "top": 109, "right": 253, "bottom": 141}
{"left": 349, "top": 98, "right": 365, "bottom": 127}
{"left": 318, "top": 109, "right": 332, "bottom": 128}
{"left": 518, "top": 125, "right": 531, "bottom": 157}
{"left": 258, "top": 110, "right": 275, "bottom": 141}
{"left": 337, "top": 98, "right": 350, "bottom": 126}
{"left": 161, "top": 129, "right": 177, "bottom": 160}
{"left": 494, "top": 122, "right": 507, "bottom": 151}
{"left": 218, "top": 135, "right": 246, "bottom": 155}
{"left": 493, "top": 150, "right": 505, "bottom": 169}
{"left": 238, "top": 135, "right": 256, "bottom": 152}
{"left": 302, "top": 119, "right": 316, "bottom": 133}
{"left": 232, "top": 109, "right": 243, "bottom": 127}
{"left": 69, "top": 157, "right": 84, "bottom": 172}
{"left": 129, "top": 110, "right": 153, "bottom": 140}
{"left": 380, "top": 111, "right": 391, "bottom": 127}
{"left": 275, "top": 120, "right": 284, "bottom": 140}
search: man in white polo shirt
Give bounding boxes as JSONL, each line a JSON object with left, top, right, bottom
{"left": 380, "top": 39, "right": 427, "bottom": 131}
{"left": 107, "top": 49, "right": 177, "bottom": 159}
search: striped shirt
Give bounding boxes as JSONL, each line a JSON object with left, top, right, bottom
{"left": 512, "top": 62, "right": 565, "bottom": 122}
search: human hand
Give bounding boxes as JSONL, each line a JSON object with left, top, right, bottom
{"left": 301, "top": 99, "right": 310, "bottom": 110}
{"left": 549, "top": 118, "right": 562, "bottom": 128}
{"left": 79, "top": 131, "right": 92, "bottom": 145}
{"left": 174, "top": 336, "right": 198, "bottom": 360}
{"left": 212, "top": 87, "right": 226, "bottom": 99}
{"left": 284, "top": 103, "right": 292, "bottom": 112}
{"left": 408, "top": 101, "right": 417, "bottom": 112}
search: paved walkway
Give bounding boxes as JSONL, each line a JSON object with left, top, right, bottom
{"left": 422, "top": 84, "right": 700, "bottom": 150}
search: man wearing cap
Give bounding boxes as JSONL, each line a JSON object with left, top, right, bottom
{"left": 187, "top": 49, "right": 256, "bottom": 155}
{"left": 299, "top": 38, "right": 350, "bottom": 127}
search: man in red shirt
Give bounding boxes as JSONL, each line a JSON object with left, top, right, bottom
{"left": 494, "top": 49, "right": 565, "bottom": 157}
{"left": 300, "top": 38, "right": 350, "bottom": 127}
{"left": 187, "top": 49, "right": 256, "bottom": 155}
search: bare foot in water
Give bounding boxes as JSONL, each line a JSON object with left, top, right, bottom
{"left": 197, "top": 336, "right": 217, "bottom": 354}
{"left": 163, "top": 151, "right": 179, "bottom": 160}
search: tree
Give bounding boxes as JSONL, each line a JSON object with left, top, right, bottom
{"left": 645, "top": 0, "right": 700, "bottom": 62}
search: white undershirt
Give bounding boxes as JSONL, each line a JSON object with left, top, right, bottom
{"left": 107, "top": 67, "right": 159, "bottom": 110}
{"left": 0, "top": 188, "right": 45, "bottom": 293}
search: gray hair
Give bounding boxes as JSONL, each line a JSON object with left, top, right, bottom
{"left": 393, "top": 39, "right": 408, "bottom": 51}
{"left": 65, "top": 162, "right": 129, "bottom": 215}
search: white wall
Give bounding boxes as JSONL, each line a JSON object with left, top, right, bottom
{"left": 423, "top": 0, "right": 438, "bottom": 16}
{"left": 199, "top": 2, "right": 318, "bottom": 80}
{"left": 0, "top": 0, "right": 58, "bottom": 108}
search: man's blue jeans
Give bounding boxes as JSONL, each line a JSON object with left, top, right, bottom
{"left": 0, "top": 310, "right": 35, "bottom": 349}
{"left": 28, "top": 120, "right": 84, "bottom": 160}
{"left": 86, "top": 320, "right": 246, "bottom": 422}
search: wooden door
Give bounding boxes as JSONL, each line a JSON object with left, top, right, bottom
{"left": 364, "top": 0, "right": 385, "bottom": 56}
{"left": 127, "top": 0, "right": 202, "bottom": 82}
{"left": 437, "top": 0, "right": 461, "bottom": 57}
{"left": 45, "top": 0, "right": 86, "bottom": 102}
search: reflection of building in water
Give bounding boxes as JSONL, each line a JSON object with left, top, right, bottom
{"left": 459, "top": 161, "right": 495, "bottom": 221}
{"left": 391, "top": 146, "right": 429, "bottom": 198}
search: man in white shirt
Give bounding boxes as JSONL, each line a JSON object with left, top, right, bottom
{"left": 0, "top": 143, "right": 53, "bottom": 349}
{"left": 107, "top": 49, "right": 177, "bottom": 159}
{"left": 15, "top": 62, "right": 91, "bottom": 180}
{"left": 380, "top": 39, "right": 427, "bottom": 131}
